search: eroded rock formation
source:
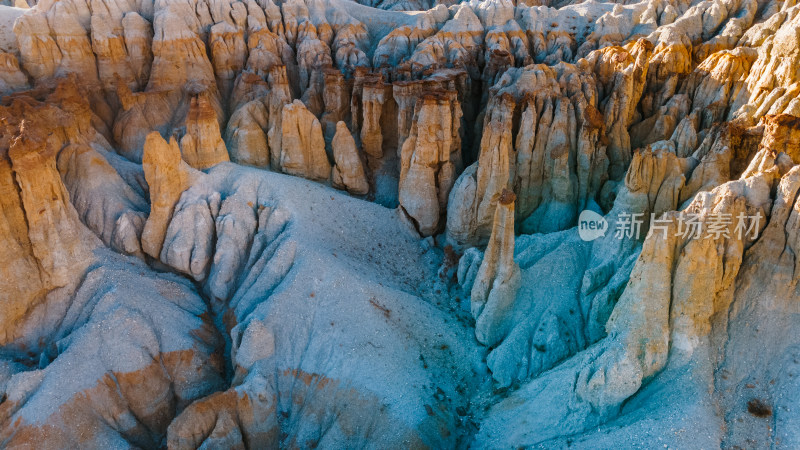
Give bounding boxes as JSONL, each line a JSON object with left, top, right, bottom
{"left": 279, "top": 99, "right": 331, "bottom": 181}
{"left": 467, "top": 189, "right": 520, "bottom": 347}
{"left": 398, "top": 89, "right": 462, "bottom": 235}
{"left": 177, "top": 92, "right": 230, "bottom": 170}
{"left": 141, "top": 132, "right": 200, "bottom": 260}
{"left": 2, "top": 0, "right": 800, "bottom": 447}
{"left": 331, "top": 121, "right": 369, "bottom": 195}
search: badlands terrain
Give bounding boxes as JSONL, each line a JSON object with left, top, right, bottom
{"left": 0, "top": 0, "right": 799, "bottom": 447}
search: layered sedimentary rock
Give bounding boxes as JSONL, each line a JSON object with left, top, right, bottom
{"left": 225, "top": 99, "right": 270, "bottom": 168}
{"left": 0, "top": 80, "right": 221, "bottom": 450}
{"left": 209, "top": 21, "right": 246, "bottom": 110}
{"left": 113, "top": 82, "right": 173, "bottom": 162}
{"left": 681, "top": 48, "right": 756, "bottom": 129}
{"left": 475, "top": 156, "right": 791, "bottom": 448}
{"left": 0, "top": 80, "right": 103, "bottom": 349}
{"left": 178, "top": 92, "right": 230, "bottom": 170}
{"left": 576, "top": 168, "right": 774, "bottom": 415}
{"left": 458, "top": 143, "right": 692, "bottom": 389}
{"left": 331, "top": 121, "right": 369, "bottom": 195}
{"left": 447, "top": 61, "right": 606, "bottom": 245}
{"left": 141, "top": 132, "right": 200, "bottom": 260}
{"left": 58, "top": 143, "right": 148, "bottom": 257}
{"left": 733, "top": 10, "right": 800, "bottom": 120}
{"left": 8, "top": 123, "right": 92, "bottom": 287}
{"left": 760, "top": 113, "right": 800, "bottom": 159}
{"left": 717, "top": 166, "right": 800, "bottom": 449}
{"left": 0, "top": 53, "right": 28, "bottom": 94}
{"left": 586, "top": 39, "right": 653, "bottom": 179}
{"left": 0, "top": 125, "right": 93, "bottom": 348}
{"left": 278, "top": 99, "right": 331, "bottom": 181}
{"left": 4, "top": 0, "right": 800, "bottom": 448}
{"left": 13, "top": 3, "right": 99, "bottom": 86}
{"left": 0, "top": 154, "right": 44, "bottom": 345}
{"left": 146, "top": 3, "right": 217, "bottom": 103}
{"left": 468, "top": 189, "right": 520, "bottom": 347}
{"left": 266, "top": 65, "right": 294, "bottom": 169}
{"left": 446, "top": 92, "right": 514, "bottom": 246}
{"left": 406, "top": 5, "right": 483, "bottom": 77}
{"left": 398, "top": 90, "right": 462, "bottom": 235}
{"left": 356, "top": 72, "right": 391, "bottom": 162}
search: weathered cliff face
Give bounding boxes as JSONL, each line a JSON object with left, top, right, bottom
{"left": 733, "top": 10, "right": 800, "bottom": 121}
{"left": 3, "top": 0, "right": 800, "bottom": 447}
{"left": 278, "top": 99, "right": 331, "bottom": 181}
{"left": 457, "top": 142, "right": 692, "bottom": 389}
{"left": 58, "top": 143, "right": 148, "bottom": 257}
{"left": 0, "top": 79, "right": 222, "bottom": 450}
{"left": 576, "top": 171, "right": 773, "bottom": 414}
{"left": 473, "top": 153, "right": 795, "bottom": 448}
{"left": 468, "top": 189, "right": 520, "bottom": 347}
{"left": 446, "top": 60, "right": 608, "bottom": 246}
{"left": 331, "top": 120, "right": 369, "bottom": 195}
{"left": 0, "top": 80, "right": 99, "bottom": 350}
{"left": 225, "top": 99, "right": 270, "bottom": 167}
{"left": 0, "top": 53, "right": 28, "bottom": 94}
{"left": 140, "top": 132, "right": 200, "bottom": 260}
{"left": 177, "top": 92, "right": 230, "bottom": 170}
{"left": 398, "top": 90, "right": 462, "bottom": 235}
{"left": 717, "top": 165, "right": 800, "bottom": 449}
